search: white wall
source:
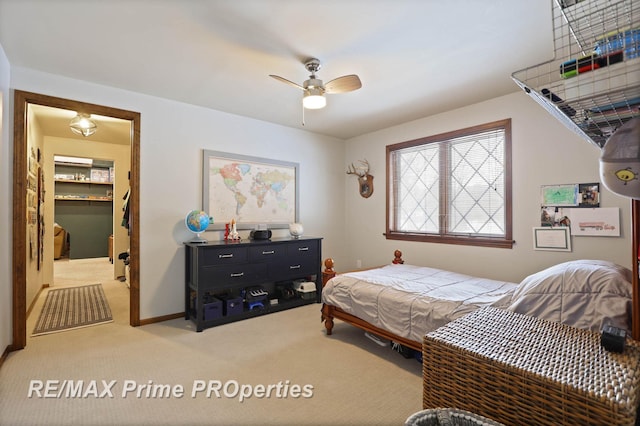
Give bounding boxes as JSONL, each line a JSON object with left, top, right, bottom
{"left": 0, "top": 42, "right": 11, "bottom": 352}
{"left": 343, "top": 92, "right": 632, "bottom": 283}
{"left": 10, "top": 66, "right": 347, "bottom": 320}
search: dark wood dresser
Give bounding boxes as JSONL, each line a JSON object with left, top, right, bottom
{"left": 185, "top": 237, "right": 322, "bottom": 331}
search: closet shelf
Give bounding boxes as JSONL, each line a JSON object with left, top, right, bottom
{"left": 512, "top": 0, "right": 640, "bottom": 148}
{"left": 55, "top": 195, "right": 113, "bottom": 202}
{"left": 54, "top": 179, "right": 112, "bottom": 185}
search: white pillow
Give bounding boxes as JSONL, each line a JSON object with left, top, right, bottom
{"left": 498, "top": 260, "right": 632, "bottom": 332}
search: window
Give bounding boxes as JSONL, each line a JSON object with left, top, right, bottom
{"left": 386, "top": 119, "right": 513, "bottom": 248}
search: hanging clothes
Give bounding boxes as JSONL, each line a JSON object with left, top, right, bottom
{"left": 122, "top": 189, "right": 130, "bottom": 231}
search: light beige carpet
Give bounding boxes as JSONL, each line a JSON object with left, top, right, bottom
{"left": 1, "top": 259, "right": 423, "bottom": 426}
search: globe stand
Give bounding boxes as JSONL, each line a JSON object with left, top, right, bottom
{"left": 189, "top": 233, "right": 208, "bottom": 244}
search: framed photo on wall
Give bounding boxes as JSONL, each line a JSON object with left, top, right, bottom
{"left": 533, "top": 227, "right": 572, "bottom": 251}
{"left": 202, "top": 150, "right": 299, "bottom": 230}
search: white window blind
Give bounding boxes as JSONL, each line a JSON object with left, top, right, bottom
{"left": 387, "top": 119, "right": 512, "bottom": 248}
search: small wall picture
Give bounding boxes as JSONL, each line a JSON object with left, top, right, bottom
{"left": 541, "top": 184, "right": 579, "bottom": 206}
{"left": 578, "top": 183, "right": 599, "bottom": 207}
{"left": 540, "top": 207, "right": 571, "bottom": 227}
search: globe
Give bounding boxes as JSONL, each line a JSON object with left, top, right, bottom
{"left": 185, "top": 210, "right": 211, "bottom": 243}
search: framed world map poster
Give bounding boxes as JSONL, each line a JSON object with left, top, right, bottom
{"left": 202, "top": 150, "right": 299, "bottom": 230}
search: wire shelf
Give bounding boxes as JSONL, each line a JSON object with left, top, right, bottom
{"left": 512, "top": 0, "right": 640, "bottom": 148}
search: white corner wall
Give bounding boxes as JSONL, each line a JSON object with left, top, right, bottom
{"left": 0, "top": 43, "right": 12, "bottom": 352}
{"left": 9, "top": 66, "right": 347, "bottom": 321}
{"left": 343, "top": 91, "right": 632, "bottom": 283}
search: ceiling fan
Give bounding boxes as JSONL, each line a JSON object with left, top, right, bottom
{"left": 270, "top": 58, "right": 362, "bottom": 110}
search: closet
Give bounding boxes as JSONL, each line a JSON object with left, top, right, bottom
{"left": 53, "top": 156, "right": 114, "bottom": 259}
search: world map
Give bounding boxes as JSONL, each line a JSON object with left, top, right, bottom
{"left": 207, "top": 157, "right": 296, "bottom": 225}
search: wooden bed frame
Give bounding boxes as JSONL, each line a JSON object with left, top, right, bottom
{"left": 321, "top": 247, "right": 640, "bottom": 349}
{"left": 320, "top": 250, "right": 423, "bottom": 352}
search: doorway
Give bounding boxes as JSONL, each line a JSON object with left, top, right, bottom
{"left": 11, "top": 90, "right": 141, "bottom": 350}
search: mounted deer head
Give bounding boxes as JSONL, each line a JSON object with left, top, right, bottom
{"left": 346, "top": 159, "right": 374, "bottom": 198}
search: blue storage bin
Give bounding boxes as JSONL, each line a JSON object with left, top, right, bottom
{"left": 220, "top": 295, "right": 243, "bottom": 316}
{"left": 203, "top": 297, "right": 222, "bottom": 321}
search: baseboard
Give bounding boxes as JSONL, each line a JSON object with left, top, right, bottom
{"left": 0, "top": 345, "right": 11, "bottom": 370}
{"left": 139, "top": 312, "right": 184, "bottom": 326}
{"left": 26, "top": 283, "right": 50, "bottom": 319}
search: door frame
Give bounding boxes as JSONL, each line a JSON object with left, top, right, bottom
{"left": 11, "top": 90, "right": 141, "bottom": 350}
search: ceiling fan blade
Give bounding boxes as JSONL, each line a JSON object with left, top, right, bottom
{"left": 324, "top": 74, "right": 362, "bottom": 94}
{"left": 269, "top": 75, "right": 304, "bottom": 90}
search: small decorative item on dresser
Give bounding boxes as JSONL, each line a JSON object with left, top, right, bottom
{"left": 229, "top": 218, "right": 240, "bottom": 241}
{"left": 250, "top": 229, "right": 272, "bottom": 240}
{"left": 289, "top": 223, "right": 304, "bottom": 239}
{"left": 185, "top": 210, "right": 211, "bottom": 243}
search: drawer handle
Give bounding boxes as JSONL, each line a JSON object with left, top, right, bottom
{"left": 230, "top": 272, "right": 244, "bottom": 277}
{"left": 262, "top": 250, "right": 275, "bottom": 255}
{"left": 219, "top": 254, "right": 234, "bottom": 258}
{"left": 298, "top": 247, "right": 309, "bottom": 251}
{"left": 289, "top": 265, "right": 301, "bottom": 269}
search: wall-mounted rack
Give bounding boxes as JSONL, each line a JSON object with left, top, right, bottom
{"left": 512, "top": 0, "right": 639, "bottom": 148}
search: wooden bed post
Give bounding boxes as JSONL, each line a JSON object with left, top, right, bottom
{"left": 392, "top": 250, "right": 404, "bottom": 264}
{"left": 322, "top": 305, "right": 335, "bottom": 335}
{"left": 321, "top": 258, "right": 336, "bottom": 335}
{"left": 322, "top": 258, "right": 336, "bottom": 285}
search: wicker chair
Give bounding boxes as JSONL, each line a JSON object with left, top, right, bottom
{"left": 405, "top": 408, "right": 505, "bottom": 426}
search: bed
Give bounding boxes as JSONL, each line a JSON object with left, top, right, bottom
{"left": 321, "top": 251, "right": 635, "bottom": 352}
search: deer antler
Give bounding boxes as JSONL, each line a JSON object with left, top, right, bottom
{"left": 346, "top": 159, "right": 369, "bottom": 177}
{"left": 346, "top": 163, "right": 361, "bottom": 176}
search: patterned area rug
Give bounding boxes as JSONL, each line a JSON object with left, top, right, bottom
{"left": 32, "top": 284, "right": 113, "bottom": 336}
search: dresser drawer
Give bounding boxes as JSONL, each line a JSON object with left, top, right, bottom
{"left": 248, "top": 245, "right": 286, "bottom": 262}
{"left": 271, "top": 256, "right": 318, "bottom": 279}
{"left": 286, "top": 240, "right": 319, "bottom": 259}
{"left": 200, "top": 246, "right": 247, "bottom": 265}
{"left": 199, "top": 263, "right": 267, "bottom": 287}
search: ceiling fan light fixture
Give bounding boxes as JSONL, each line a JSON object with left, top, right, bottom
{"left": 303, "top": 88, "right": 326, "bottom": 109}
{"left": 271, "top": 58, "right": 360, "bottom": 112}
{"left": 69, "top": 112, "right": 97, "bottom": 137}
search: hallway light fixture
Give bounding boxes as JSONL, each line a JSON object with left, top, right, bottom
{"left": 69, "top": 113, "right": 97, "bottom": 137}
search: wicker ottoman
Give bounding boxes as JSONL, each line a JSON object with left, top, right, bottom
{"left": 423, "top": 307, "right": 640, "bottom": 426}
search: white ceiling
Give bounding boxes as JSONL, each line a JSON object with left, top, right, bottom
{"left": 0, "top": 1, "right": 554, "bottom": 140}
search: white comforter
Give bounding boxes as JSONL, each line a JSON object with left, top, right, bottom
{"left": 322, "top": 264, "right": 518, "bottom": 343}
